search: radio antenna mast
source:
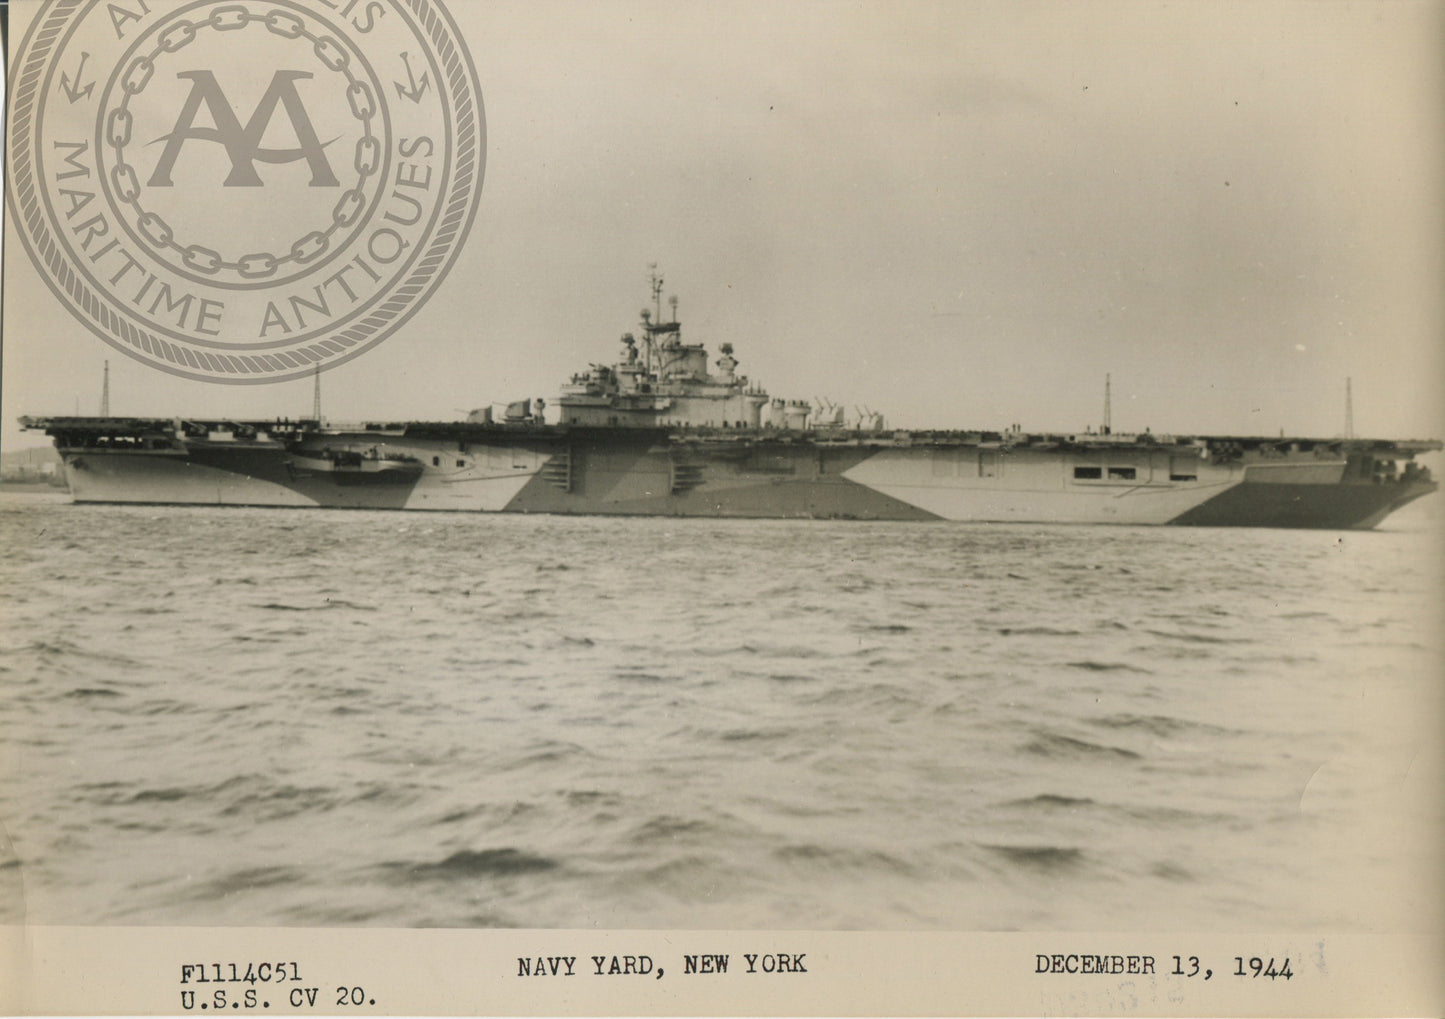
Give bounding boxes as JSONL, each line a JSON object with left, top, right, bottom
{"left": 312, "top": 365, "right": 322, "bottom": 423}
{"left": 100, "top": 360, "right": 110, "bottom": 417}
{"left": 1103, "top": 373, "right": 1112, "bottom": 435}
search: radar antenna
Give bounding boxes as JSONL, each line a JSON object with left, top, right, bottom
{"left": 649, "top": 263, "right": 664, "bottom": 324}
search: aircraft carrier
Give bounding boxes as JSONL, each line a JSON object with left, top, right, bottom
{"left": 19, "top": 273, "right": 1441, "bottom": 529}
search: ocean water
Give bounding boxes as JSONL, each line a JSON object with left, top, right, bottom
{"left": 0, "top": 492, "right": 1441, "bottom": 932}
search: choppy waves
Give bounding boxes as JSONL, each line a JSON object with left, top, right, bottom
{"left": 0, "top": 496, "right": 1441, "bottom": 930}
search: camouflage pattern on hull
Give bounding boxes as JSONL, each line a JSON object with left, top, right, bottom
{"left": 26, "top": 272, "right": 1440, "bottom": 530}
{"left": 502, "top": 438, "right": 939, "bottom": 519}
{"left": 1166, "top": 479, "right": 1437, "bottom": 529}
{"left": 45, "top": 424, "right": 1436, "bottom": 529}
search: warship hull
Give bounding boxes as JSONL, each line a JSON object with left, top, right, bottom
{"left": 22, "top": 272, "right": 1441, "bottom": 528}
{"left": 25, "top": 418, "right": 1438, "bottom": 529}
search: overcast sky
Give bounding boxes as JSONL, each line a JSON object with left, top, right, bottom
{"left": 5, "top": 0, "right": 1443, "bottom": 452}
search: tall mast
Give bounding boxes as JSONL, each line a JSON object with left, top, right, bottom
{"left": 100, "top": 360, "right": 110, "bottom": 417}
{"left": 312, "top": 364, "right": 322, "bottom": 422}
{"left": 1103, "top": 373, "right": 1112, "bottom": 435}
{"left": 640, "top": 263, "right": 663, "bottom": 377}
{"left": 1344, "top": 377, "right": 1354, "bottom": 440}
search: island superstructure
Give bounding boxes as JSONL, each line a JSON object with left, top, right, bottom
{"left": 19, "top": 271, "right": 1440, "bottom": 528}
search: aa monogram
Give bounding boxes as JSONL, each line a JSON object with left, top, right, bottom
{"left": 7, "top": 0, "right": 485, "bottom": 382}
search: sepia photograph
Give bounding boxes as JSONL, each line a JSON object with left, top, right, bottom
{"left": 1, "top": 0, "right": 1442, "bottom": 1013}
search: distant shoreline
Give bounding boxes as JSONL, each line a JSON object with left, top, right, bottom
{"left": 0, "top": 483, "right": 70, "bottom": 497}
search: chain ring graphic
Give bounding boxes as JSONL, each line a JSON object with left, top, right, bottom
{"left": 6, "top": 0, "right": 485, "bottom": 383}
{"left": 99, "top": 4, "right": 386, "bottom": 288}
